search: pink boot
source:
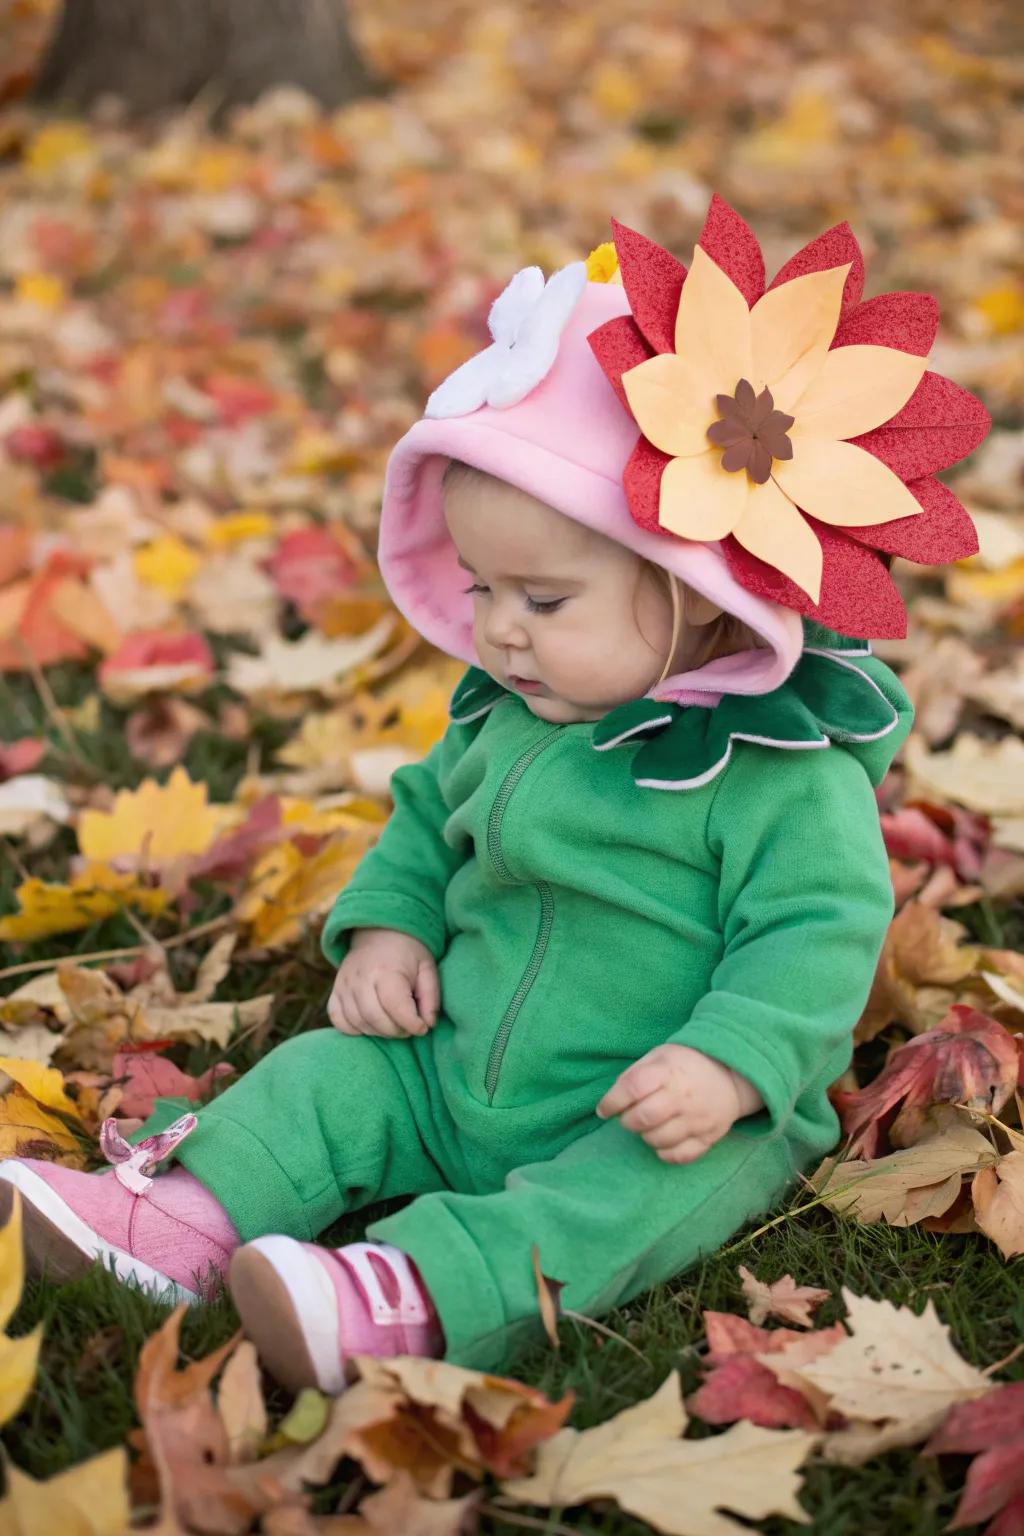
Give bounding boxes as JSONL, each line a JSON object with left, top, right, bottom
{"left": 0, "top": 1115, "right": 239, "bottom": 1302}
{"left": 229, "top": 1237, "right": 444, "bottom": 1394}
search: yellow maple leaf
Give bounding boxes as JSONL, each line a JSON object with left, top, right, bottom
{"left": 0, "top": 1060, "right": 82, "bottom": 1122}
{"left": 0, "top": 865, "right": 167, "bottom": 943}
{"left": 77, "top": 766, "right": 226, "bottom": 867}
{"left": 0, "top": 1195, "right": 44, "bottom": 1428}
{"left": 133, "top": 535, "right": 201, "bottom": 599}
{"left": 24, "top": 121, "right": 94, "bottom": 177}
{"left": 235, "top": 831, "right": 377, "bottom": 949}
{"left": 14, "top": 274, "right": 65, "bottom": 309}
{"left": 0, "top": 1449, "right": 130, "bottom": 1536}
{"left": 205, "top": 510, "right": 274, "bottom": 548}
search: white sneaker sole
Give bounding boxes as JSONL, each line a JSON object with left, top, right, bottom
{"left": 0, "top": 1162, "right": 199, "bottom": 1304}
{"left": 229, "top": 1235, "right": 345, "bottom": 1394}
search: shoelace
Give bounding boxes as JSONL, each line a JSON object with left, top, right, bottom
{"left": 99, "top": 1113, "right": 198, "bottom": 1195}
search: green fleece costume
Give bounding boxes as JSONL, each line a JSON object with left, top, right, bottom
{"left": 154, "top": 630, "right": 912, "bottom": 1370}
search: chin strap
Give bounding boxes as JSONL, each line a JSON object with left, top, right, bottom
{"left": 99, "top": 1113, "right": 198, "bottom": 1195}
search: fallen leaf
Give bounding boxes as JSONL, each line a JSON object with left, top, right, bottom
{"left": 0, "top": 1448, "right": 130, "bottom": 1536}
{"left": 279, "top": 1354, "right": 573, "bottom": 1498}
{"left": 531, "top": 1243, "right": 565, "bottom": 1349}
{"left": 0, "top": 865, "right": 167, "bottom": 943}
{"left": 0, "top": 1059, "right": 85, "bottom": 1168}
{"left": 0, "top": 1194, "right": 43, "bottom": 1428}
{"left": 812, "top": 1111, "right": 999, "bottom": 1226}
{"left": 688, "top": 1313, "right": 845, "bottom": 1431}
{"left": 226, "top": 619, "right": 396, "bottom": 702}
{"left": 835, "top": 1004, "right": 1019, "bottom": 1158}
{"left": 344, "top": 1473, "right": 481, "bottom": 1536}
{"left": 111, "top": 1048, "right": 235, "bottom": 1119}
{"left": 857, "top": 901, "right": 980, "bottom": 1043}
{"left": 0, "top": 775, "right": 70, "bottom": 840}
{"left": 503, "top": 1370, "right": 816, "bottom": 1536}
{"left": 217, "top": 1339, "right": 268, "bottom": 1463}
{"left": 737, "top": 1267, "right": 830, "bottom": 1328}
{"left": 133, "top": 1305, "right": 300, "bottom": 1534}
{"left": 924, "top": 1381, "right": 1024, "bottom": 1534}
{"left": 905, "top": 733, "right": 1024, "bottom": 816}
{"left": 784, "top": 1289, "right": 990, "bottom": 1461}
{"left": 972, "top": 1151, "right": 1024, "bottom": 1258}
{"left": 77, "top": 764, "right": 228, "bottom": 871}
{"left": 234, "top": 832, "right": 378, "bottom": 949}
{"left": 97, "top": 628, "right": 215, "bottom": 704}
{"left": 125, "top": 695, "right": 210, "bottom": 769}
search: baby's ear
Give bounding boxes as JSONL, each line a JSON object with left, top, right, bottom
{"left": 685, "top": 593, "right": 724, "bottom": 626}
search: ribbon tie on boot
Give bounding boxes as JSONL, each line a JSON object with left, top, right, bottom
{"left": 99, "top": 1113, "right": 198, "bottom": 1195}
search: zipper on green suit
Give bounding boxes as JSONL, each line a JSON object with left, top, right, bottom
{"left": 483, "top": 728, "right": 561, "bottom": 1103}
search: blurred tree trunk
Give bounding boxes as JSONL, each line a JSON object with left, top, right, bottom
{"left": 34, "top": 0, "right": 383, "bottom": 116}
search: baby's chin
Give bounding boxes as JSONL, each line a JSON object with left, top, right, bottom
{"left": 516, "top": 689, "right": 616, "bottom": 724}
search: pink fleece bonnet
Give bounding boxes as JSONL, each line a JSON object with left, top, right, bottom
{"left": 377, "top": 277, "right": 802, "bottom": 704}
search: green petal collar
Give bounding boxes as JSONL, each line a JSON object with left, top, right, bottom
{"left": 449, "top": 625, "right": 912, "bottom": 793}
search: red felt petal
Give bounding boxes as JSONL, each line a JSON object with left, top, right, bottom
{"left": 697, "top": 193, "right": 765, "bottom": 307}
{"left": 767, "top": 222, "right": 865, "bottom": 318}
{"left": 725, "top": 520, "right": 908, "bottom": 638}
{"left": 832, "top": 291, "right": 939, "bottom": 356}
{"left": 623, "top": 435, "right": 673, "bottom": 538}
{"left": 610, "top": 217, "right": 687, "bottom": 356}
{"left": 841, "top": 476, "right": 979, "bottom": 564}
{"left": 587, "top": 313, "right": 654, "bottom": 412}
{"left": 851, "top": 372, "right": 992, "bottom": 479}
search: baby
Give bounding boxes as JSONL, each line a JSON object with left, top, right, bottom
{"left": 0, "top": 203, "right": 987, "bottom": 1396}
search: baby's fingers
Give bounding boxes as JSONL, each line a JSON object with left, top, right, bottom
{"left": 618, "top": 1088, "right": 679, "bottom": 1135}
{"left": 375, "top": 973, "right": 428, "bottom": 1036}
{"left": 413, "top": 959, "right": 440, "bottom": 1028}
{"left": 596, "top": 1060, "right": 667, "bottom": 1120}
{"left": 327, "top": 986, "right": 364, "bottom": 1035}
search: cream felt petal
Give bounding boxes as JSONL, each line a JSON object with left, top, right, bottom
{"left": 734, "top": 477, "right": 824, "bottom": 601}
{"left": 751, "top": 265, "right": 851, "bottom": 412}
{"left": 789, "top": 345, "right": 928, "bottom": 439}
{"left": 658, "top": 447, "right": 748, "bottom": 540}
{"left": 673, "top": 245, "right": 753, "bottom": 395}
{"left": 621, "top": 353, "right": 719, "bottom": 457}
{"left": 774, "top": 436, "right": 924, "bottom": 527}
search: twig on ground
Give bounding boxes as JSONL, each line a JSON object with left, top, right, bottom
{"left": 0, "top": 912, "right": 235, "bottom": 983}
{"left": 480, "top": 1503, "right": 579, "bottom": 1536}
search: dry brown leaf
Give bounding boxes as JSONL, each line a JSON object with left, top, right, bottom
{"left": 340, "top": 1473, "right": 481, "bottom": 1535}
{"left": 0, "top": 1447, "right": 130, "bottom": 1536}
{"left": 132, "top": 1305, "right": 302, "bottom": 1534}
{"left": 226, "top": 620, "right": 396, "bottom": 702}
{"left": 782, "top": 1289, "right": 990, "bottom": 1463}
{"left": 531, "top": 1242, "right": 565, "bottom": 1348}
{"left": 905, "top": 733, "right": 1024, "bottom": 816}
{"left": 275, "top": 1354, "right": 573, "bottom": 1499}
{"left": 857, "top": 901, "right": 980, "bottom": 1042}
{"left": 502, "top": 1370, "right": 815, "bottom": 1536}
{"left": 812, "top": 1112, "right": 999, "bottom": 1226}
{"left": 737, "top": 1267, "right": 830, "bottom": 1329}
{"left": 972, "top": 1150, "right": 1024, "bottom": 1258}
{"left": 217, "top": 1340, "right": 268, "bottom": 1463}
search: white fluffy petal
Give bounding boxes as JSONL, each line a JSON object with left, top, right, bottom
{"left": 514, "top": 261, "right": 588, "bottom": 348}
{"left": 488, "top": 267, "right": 546, "bottom": 345}
{"left": 424, "top": 345, "right": 499, "bottom": 419}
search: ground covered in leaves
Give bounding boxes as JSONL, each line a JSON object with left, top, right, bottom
{"left": 1, "top": 0, "right": 1024, "bottom": 1532}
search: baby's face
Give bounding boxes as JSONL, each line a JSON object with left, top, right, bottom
{"left": 442, "top": 471, "right": 676, "bottom": 724}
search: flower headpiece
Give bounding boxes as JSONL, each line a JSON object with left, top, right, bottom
{"left": 587, "top": 195, "right": 990, "bottom": 637}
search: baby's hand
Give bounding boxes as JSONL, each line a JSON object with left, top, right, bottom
{"left": 595, "top": 1044, "right": 763, "bottom": 1164}
{"left": 328, "top": 927, "right": 440, "bottom": 1039}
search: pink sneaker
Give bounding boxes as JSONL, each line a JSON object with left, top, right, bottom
{"left": 229, "top": 1238, "right": 444, "bottom": 1394}
{"left": 0, "top": 1115, "right": 239, "bottom": 1302}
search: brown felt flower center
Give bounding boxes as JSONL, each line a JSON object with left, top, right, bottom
{"left": 706, "top": 378, "right": 795, "bottom": 486}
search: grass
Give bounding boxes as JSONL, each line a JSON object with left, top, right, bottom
{"left": 2, "top": 665, "right": 1022, "bottom": 1534}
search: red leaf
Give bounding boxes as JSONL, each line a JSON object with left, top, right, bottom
{"left": 925, "top": 1383, "right": 1024, "bottom": 1532}
{"left": 112, "top": 1050, "right": 235, "bottom": 1120}
{"left": 687, "top": 1354, "right": 818, "bottom": 1430}
{"left": 266, "top": 528, "right": 359, "bottom": 620}
{"left": 0, "top": 737, "right": 45, "bottom": 781}
{"left": 835, "top": 1004, "right": 1020, "bottom": 1158}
